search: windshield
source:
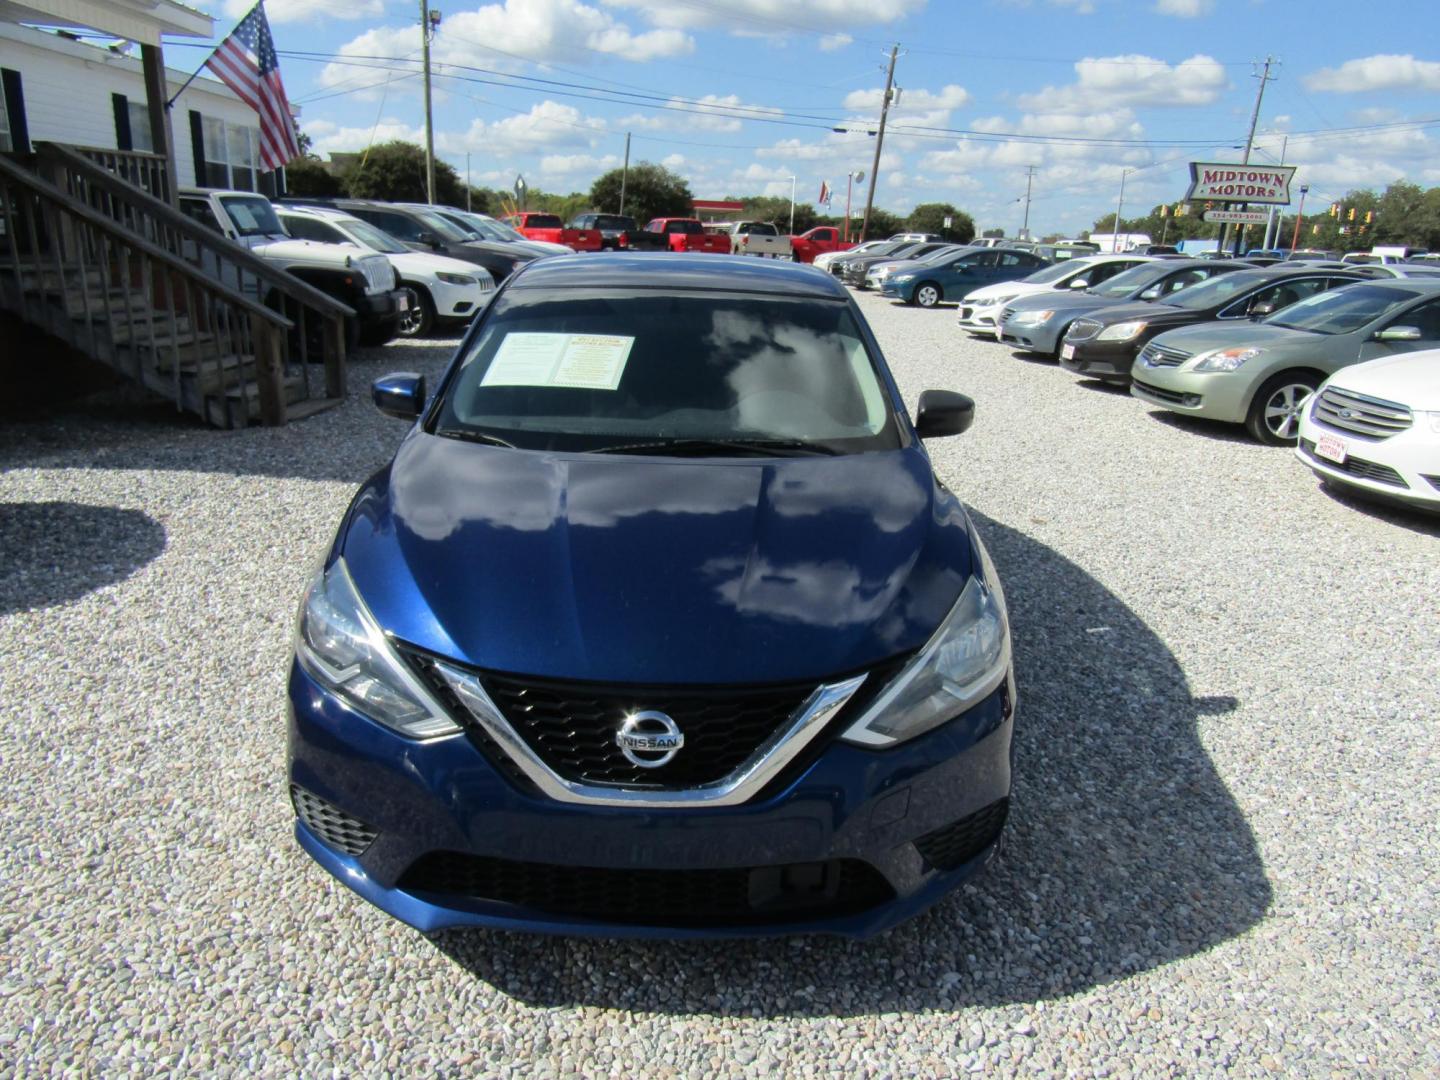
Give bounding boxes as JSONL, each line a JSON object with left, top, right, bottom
{"left": 1162, "top": 271, "right": 1267, "bottom": 310}
{"left": 1023, "top": 260, "right": 1083, "bottom": 285}
{"left": 434, "top": 290, "right": 900, "bottom": 454}
{"left": 737, "top": 223, "right": 778, "bottom": 235}
{"left": 340, "top": 218, "right": 407, "bottom": 254}
{"left": 1265, "top": 284, "right": 1414, "bottom": 335}
{"left": 415, "top": 210, "right": 471, "bottom": 242}
{"left": 465, "top": 216, "right": 525, "bottom": 242}
{"left": 1092, "top": 262, "right": 1175, "bottom": 298}
{"left": 219, "top": 195, "right": 284, "bottom": 237}
{"left": 586, "top": 216, "right": 633, "bottom": 231}
{"left": 918, "top": 245, "right": 967, "bottom": 263}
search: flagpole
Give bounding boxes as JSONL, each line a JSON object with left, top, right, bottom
{"left": 166, "top": 0, "right": 260, "bottom": 108}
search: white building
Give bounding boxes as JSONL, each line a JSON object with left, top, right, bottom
{"left": 0, "top": 13, "right": 287, "bottom": 194}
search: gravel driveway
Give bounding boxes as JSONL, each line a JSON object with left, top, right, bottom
{"left": 2, "top": 288, "right": 1437, "bottom": 1075}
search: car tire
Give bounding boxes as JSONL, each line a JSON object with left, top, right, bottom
{"left": 1245, "top": 371, "right": 1320, "bottom": 445}
{"left": 396, "top": 285, "right": 435, "bottom": 339}
{"left": 1050, "top": 326, "right": 1074, "bottom": 360}
{"left": 914, "top": 282, "right": 941, "bottom": 308}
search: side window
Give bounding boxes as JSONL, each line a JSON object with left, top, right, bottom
{"left": 1162, "top": 269, "right": 1207, "bottom": 294}
{"left": 285, "top": 217, "right": 342, "bottom": 244}
{"left": 1390, "top": 298, "right": 1440, "bottom": 339}
{"left": 363, "top": 210, "right": 422, "bottom": 242}
{"left": 998, "top": 252, "right": 1029, "bottom": 267}
{"left": 1088, "top": 262, "right": 1128, "bottom": 285}
{"left": 1249, "top": 277, "right": 1327, "bottom": 314}
{"left": 179, "top": 198, "right": 223, "bottom": 233}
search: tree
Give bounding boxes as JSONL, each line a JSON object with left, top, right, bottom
{"left": 284, "top": 156, "right": 344, "bottom": 198}
{"left": 907, "top": 203, "right": 975, "bottom": 243}
{"left": 341, "top": 141, "right": 472, "bottom": 207}
{"left": 588, "top": 162, "right": 693, "bottom": 224}
{"left": 861, "top": 207, "right": 905, "bottom": 239}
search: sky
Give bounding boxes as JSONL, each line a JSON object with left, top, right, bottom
{"left": 175, "top": 0, "right": 1440, "bottom": 236}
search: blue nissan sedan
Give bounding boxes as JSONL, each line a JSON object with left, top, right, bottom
{"left": 287, "top": 253, "right": 1016, "bottom": 938}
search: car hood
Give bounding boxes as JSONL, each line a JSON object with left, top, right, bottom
{"left": 388, "top": 251, "right": 492, "bottom": 278}
{"left": 1004, "top": 290, "right": 1117, "bottom": 315}
{"left": 1082, "top": 300, "right": 1196, "bottom": 328}
{"left": 516, "top": 240, "right": 573, "bottom": 255}
{"left": 1324, "top": 349, "right": 1440, "bottom": 409}
{"left": 341, "top": 437, "right": 974, "bottom": 685}
{"left": 966, "top": 280, "right": 1045, "bottom": 303}
{"left": 250, "top": 237, "right": 354, "bottom": 263}
{"left": 1146, "top": 321, "right": 1324, "bottom": 355}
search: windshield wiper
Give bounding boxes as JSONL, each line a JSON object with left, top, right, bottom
{"left": 589, "top": 437, "right": 840, "bottom": 457}
{"left": 434, "top": 428, "right": 517, "bottom": 448}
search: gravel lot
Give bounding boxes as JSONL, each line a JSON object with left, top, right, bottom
{"left": 2, "top": 286, "right": 1437, "bottom": 1076}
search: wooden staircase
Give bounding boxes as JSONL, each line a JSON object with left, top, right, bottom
{"left": 0, "top": 146, "right": 354, "bottom": 428}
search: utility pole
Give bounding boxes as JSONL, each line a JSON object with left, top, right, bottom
{"left": 1262, "top": 133, "right": 1288, "bottom": 249}
{"left": 1288, "top": 183, "right": 1309, "bottom": 253}
{"left": 420, "top": 0, "right": 436, "bottom": 204}
{"left": 1221, "top": 54, "right": 1278, "bottom": 255}
{"left": 1020, "top": 164, "right": 1037, "bottom": 240}
{"left": 465, "top": 151, "right": 471, "bottom": 211}
{"left": 1113, "top": 168, "right": 1129, "bottom": 253}
{"left": 859, "top": 43, "right": 899, "bottom": 243}
{"left": 618, "top": 131, "right": 630, "bottom": 215}
{"left": 788, "top": 175, "right": 796, "bottom": 234}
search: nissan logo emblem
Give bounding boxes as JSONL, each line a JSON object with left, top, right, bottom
{"left": 615, "top": 711, "right": 684, "bottom": 768}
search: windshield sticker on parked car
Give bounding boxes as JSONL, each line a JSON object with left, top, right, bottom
{"left": 481, "top": 332, "right": 635, "bottom": 391}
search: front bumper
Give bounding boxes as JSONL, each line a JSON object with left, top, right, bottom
{"left": 957, "top": 305, "right": 1000, "bottom": 333}
{"left": 1295, "top": 414, "right": 1440, "bottom": 510}
{"left": 287, "top": 661, "right": 1015, "bottom": 939}
{"left": 1129, "top": 361, "right": 1253, "bottom": 422}
{"left": 353, "top": 288, "right": 405, "bottom": 326}
{"left": 1059, "top": 338, "right": 1140, "bottom": 382}
{"left": 879, "top": 279, "right": 913, "bottom": 300}
{"left": 998, "top": 318, "right": 1062, "bottom": 354}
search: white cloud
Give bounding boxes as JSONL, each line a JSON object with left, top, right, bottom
{"left": 223, "top": 0, "right": 381, "bottom": 22}
{"left": 1017, "top": 54, "right": 1228, "bottom": 113}
{"left": 444, "top": 101, "right": 608, "bottom": 156}
{"left": 1154, "top": 0, "right": 1212, "bottom": 16}
{"left": 317, "top": 0, "right": 693, "bottom": 91}
{"left": 1305, "top": 55, "right": 1440, "bottom": 94}
{"left": 305, "top": 117, "right": 424, "bottom": 157}
{"left": 616, "top": 94, "right": 783, "bottom": 134}
{"left": 843, "top": 84, "right": 971, "bottom": 115}
{"left": 819, "top": 33, "right": 853, "bottom": 51}
{"left": 601, "top": 0, "right": 925, "bottom": 35}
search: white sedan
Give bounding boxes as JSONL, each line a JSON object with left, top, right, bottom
{"left": 279, "top": 206, "right": 495, "bottom": 337}
{"left": 1295, "top": 347, "right": 1440, "bottom": 513}
{"left": 956, "top": 255, "right": 1151, "bottom": 336}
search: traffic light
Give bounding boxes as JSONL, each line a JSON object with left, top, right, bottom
{"left": 1311, "top": 224, "right": 1319, "bottom": 235}
{"left": 1348, "top": 207, "right": 1356, "bottom": 221}
{"left": 1160, "top": 205, "right": 1169, "bottom": 217}
{"left": 1365, "top": 211, "right": 1373, "bottom": 224}
{"left": 1329, "top": 203, "right": 1339, "bottom": 217}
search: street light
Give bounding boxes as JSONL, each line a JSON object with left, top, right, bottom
{"left": 786, "top": 175, "right": 796, "bottom": 235}
{"left": 844, "top": 170, "right": 865, "bottom": 242}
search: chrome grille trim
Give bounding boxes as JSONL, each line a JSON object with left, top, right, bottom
{"left": 432, "top": 664, "right": 867, "bottom": 808}
{"left": 1138, "top": 341, "right": 1191, "bottom": 368}
{"left": 1065, "top": 318, "right": 1103, "bottom": 342}
{"left": 1313, "top": 386, "right": 1413, "bottom": 439}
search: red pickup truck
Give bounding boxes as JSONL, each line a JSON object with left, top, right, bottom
{"left": 789, "top": 226, "right": 855, "bottom": 264}
{"left": 642, "top": 218, "right": 731, "bottom": 254}
{"left": 504, "top": 212, "right": 602, "bottom": 252}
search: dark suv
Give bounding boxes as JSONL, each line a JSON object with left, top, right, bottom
{"left": 569, "top": 213, "right": 640, "bottom": 250}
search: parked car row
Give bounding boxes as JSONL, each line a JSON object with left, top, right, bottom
{"left": 939, "top": 253, "right": 1440, "bottom": 513}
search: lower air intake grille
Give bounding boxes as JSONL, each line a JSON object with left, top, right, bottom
{"left": 1132, "top": 378, "right": 1198, "bottom": 407}
{"left": 291, "top": 785, "right": 377, "bottom": 857}
{"left": 1299, "top": 440, "right": 1409, "bottom": 488}
{"left": 912, "top": 798, "right": 1010, "bottom": 871}
{"left": 398, "top": 852, "right": 893, "bottom": 926}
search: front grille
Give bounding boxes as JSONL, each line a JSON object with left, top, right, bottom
{"left": 999, "top": 306, "right": 1017, "bottom": 326}
{"left": 913, "top": 798, "right": 1010, "bottom": 871}
{"left": 398, "top": 851, "right": 893, "bottom": 926}
{"left": 477, "top": 671, "right": 818, "bottom": 788}
{"left": 1299, "top": 440, "right": 1409, "bottom": 488}
{"left": 291, "top": 785, "right": 377, "bottom": 857}
{"left": 1426, "top": 475, "right": 1440, "bottom": 493}
{"left": 1065, "top": 318, "right": 1103, "bottom": 342}
{"left": 1133, "top": 377, "right": 1199, "bottom": 407}
{"left": 1312, "top": 386, "right": 1412, "bottom": 439}
{"left": 1138, "top": 341, "right": 1191, "bottom": 367}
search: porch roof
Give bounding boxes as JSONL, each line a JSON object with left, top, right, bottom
{"left": 0, "top": 0, "right": 212, "bottom": 46}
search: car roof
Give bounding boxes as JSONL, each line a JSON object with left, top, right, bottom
{"left": 509, "top": 251, "right": 850, "bottom": 299}
{"left": 276, "top": 205, "right": 354, "bottom": 222}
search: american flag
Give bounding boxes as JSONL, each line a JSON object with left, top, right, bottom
{"left": 204, "top": 1, "right": 300, "bottom": 171}
{"left": 818, "top": 180, "right": 831, "bottom": 206}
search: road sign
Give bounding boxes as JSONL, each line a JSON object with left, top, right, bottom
{"left": 1203, "top": 209, "right": 1270, "bottom": 225}
{"left": 1185, "top": 162, "right": 1297, "bottom": 205}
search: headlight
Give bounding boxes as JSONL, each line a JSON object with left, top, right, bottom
{"left": 841, "top": 545, "right": 1011, "bottom": 748}
{"left": 295, "top": 558, "right": 460, "bottom": 739}
{"left": 436, "top": 272, "right": 474, "bottom": 286}
{"left": 984, "top": 294, "right": 1017, "bottom": 307}
{"left": 1009, "top": 309, "right": 1054, "bottom": 326}
{"left": 1096, "top": 320, "right": 1148, "bottom": 342}
{"left": 1192, "top": 347, "right": 1264, "bottom": 372}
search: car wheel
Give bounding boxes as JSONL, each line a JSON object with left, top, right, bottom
{"left": 914, "top": 282, "right": 941, "bottom": 308}
{"left": 396, "top": 285, "right": 434, "bottom": 338}
{"left": 1050, "top": 326, "right": 1073, "bottom": 360}
{"left": 1246, "top": 371, "right": 1319, "bottom": 445}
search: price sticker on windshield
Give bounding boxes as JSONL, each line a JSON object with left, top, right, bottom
{"left": 482, "top": 332, "right": 634, "bottom": 391}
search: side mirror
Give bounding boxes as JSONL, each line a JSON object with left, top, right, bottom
{"left": 372, "top": 372, "right": 426, "bottom": 420}
{"left": 1138, "top": 286, "right": 1161, "bottom": 301}
{"left": 1249, "top": 301, "right": 1275, "bottom": 317}
{"left": 1374, "top": 325, "right": 1422, "bottom": 342}
{"left": 417, "top": 231, "right": 443, "bottom": 250}
{"left": 915, "top": 389, "right": 975, "bottom": 439}
{"left": 1068, "top": 278, "right": 1090, "bottom": 289}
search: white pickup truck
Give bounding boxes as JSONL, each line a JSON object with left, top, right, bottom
{"left": 728, "top": 221, "right": 793, "bottom": 258}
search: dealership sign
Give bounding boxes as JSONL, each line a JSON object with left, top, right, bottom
{"left": 1185, "top": 162, "right": 1297, "bottom": 205}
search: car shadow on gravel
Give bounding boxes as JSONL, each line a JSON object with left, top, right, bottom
{"left": 432, "top": 510, "right": 1272, "bottom": 1016}
{"left": 0, "top": 501, "right": 166, "bottom": 615}
{"left": 1308, "top": 478, "right": 1440, "bottom": 536}
{"left": 1145, "top": 410, "right": 1262, "bottom": 445}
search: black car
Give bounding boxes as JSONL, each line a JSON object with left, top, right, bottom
{"left": 282, "top": 199, "right": 540, "bottom": 283}
{"left": 567, "top": 213, "right": 636, "bottom": 252}
{"left": 827, "top": 240, "right": 918, "bottom": 279}
{"left": 842, "top": 241, "right": 955, "bottom": 287}
{"left": 1058, "top": 266, "right": 1369, "bottom": 384}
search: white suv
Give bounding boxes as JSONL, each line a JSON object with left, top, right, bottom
{"left": 1295, "top": 348, "right": 1440, "bottom": 513}
{"left": 278, "top": 206, "right": 494, "bottom": 338}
